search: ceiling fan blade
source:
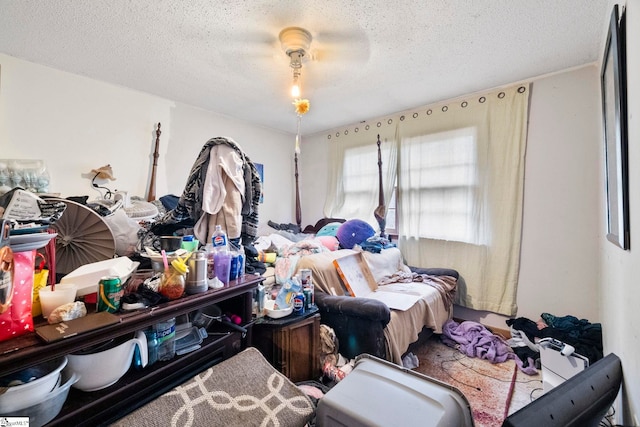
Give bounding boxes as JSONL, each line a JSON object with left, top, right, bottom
{"left": 311, "top": 29, "right": 371, "bottom": 65}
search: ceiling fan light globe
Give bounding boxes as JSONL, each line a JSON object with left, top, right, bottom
{"left": 291, "top": 84, "right": 301, "bottom": 98}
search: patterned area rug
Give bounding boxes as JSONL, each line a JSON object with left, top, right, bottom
{"left": 411, "top": 334, "right": 543, "bottom": 427}
{"left": 112, "top": 347, "right": 314, "bottom": 427}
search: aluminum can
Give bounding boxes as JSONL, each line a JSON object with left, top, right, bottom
{"left": 303, "top": 288, "right": 312, "bottom": 310}
{"left": 300, "top": 269, "right": 312, "bottom": 286}
{"left": 98, "top": 275, "right": 123, "bottom": 313}
{"left": 293, "top": 291, "right": 305, "bottom": 315}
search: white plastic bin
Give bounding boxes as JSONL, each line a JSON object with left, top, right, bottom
{"left": 316, "top": 354, "right": 474, "bottom": 427}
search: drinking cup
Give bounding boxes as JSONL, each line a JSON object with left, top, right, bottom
{"left": 39, "top": 283, "right": 78, "bottom": 318}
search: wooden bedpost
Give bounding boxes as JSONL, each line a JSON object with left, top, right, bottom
{"left": 147, "top": 122, "right": 161, "bottom": 202}
{"left": 295, "top": 151, "right": 302, "bottom": 228}
{"left": 374, "top": 134, "right": 386, "bottom": 238}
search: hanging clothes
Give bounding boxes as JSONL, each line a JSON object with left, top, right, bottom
{"left": 153, "top": 137, "right": 261, "bottom": 245}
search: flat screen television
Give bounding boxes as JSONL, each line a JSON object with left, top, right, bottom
{"left": 502, "top": 353, "right": 622, "bottom": 427}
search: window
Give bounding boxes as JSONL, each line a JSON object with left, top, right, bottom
{"left": 401, "top": 127, "right": 482, "bottom": 244}
{"left": 330, "top": 137, "right": 397, "bottom": 226}
{"left": 384, "top": 184, "right": 397, "bottom": 235}
{"left": 341, "top": 144, "right": 380, "bottom": 213}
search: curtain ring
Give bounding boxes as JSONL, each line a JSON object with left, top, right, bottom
{"left": 344, "top": 130, "right": 349, "bottom": 135}
{"left": 461, "top": 101, "right": 468, "bottom": 108}
{"left": 400, "top": 115, "right": 405, "bottom": 121}
{"left": 498, "top": 92, "right": 505, "bottom": 99}
{"left": 479, "top": 97, "right": 486, "bottom": 103}
{"left": 354, "top": 127, "right": 359, "bottom": 132}
{"left": 327, "top": 135, "right": 332, "bottom": 140}
{"left": 426, "top": 109, "right": 433, "bottom": 115}
{"left": 377, "top": 122, "right": 382, "bottom": 127}
{"left": 336, "top": 132, "right": 340, "bottom": 137}
{"left": 413, "top": 112, "right": 418, "bottom": 118}
{"left": 387, "top": 119, "right": 393, "bottom": 124}
{"left": 441, "top": 106, "right": 448, "bottom": 112}
{"left": 517, "top": 86, "right": 526, "bottom": 93}
{"left": 365, "top": 125, "right": 370, "bottom": 130}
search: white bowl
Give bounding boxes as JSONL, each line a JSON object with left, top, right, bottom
{"left": 3, "top": 371, "right": 79, "bottom": 427}
{"left": 264, "top": 299, "right": 293, "bottom": 319}
{"left": 64, "top": 330, "right": 147, "bottom": 391}
{"left": 0, "top": 356, "right": 68, "bottom": 413}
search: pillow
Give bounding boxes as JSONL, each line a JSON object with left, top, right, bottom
{"left": 315, "top": 235, "right": 340, "bottom": 251}
{"left": 316, "top": 222, "right": 342, "bottom": 237}
{"left": 336, "top": 219, "right": 375, "bottom": 249}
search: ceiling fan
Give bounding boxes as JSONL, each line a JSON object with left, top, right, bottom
{"left": 218, "top": 24, "right": 370, "bottom": 69}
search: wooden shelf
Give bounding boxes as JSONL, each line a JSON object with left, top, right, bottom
{"left": 51, "top": 330, "right": 243, "bottom": 426}
{"left": 0, "top": 273, "right": 263, "bottom": 426}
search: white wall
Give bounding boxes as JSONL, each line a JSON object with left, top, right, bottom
{"left": 0, "top": 53, "right": 296, "bottom": 227}
{"left": 601, "top": 1, "right": 640, "bottom": 423}
{"left": 517, "top": 66, "right": 602, "bottom": 323}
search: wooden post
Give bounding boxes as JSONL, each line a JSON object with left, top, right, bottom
{"left": 147, "top": 122, "right": 161, "bottom": 202}
{"left": 374, "top": 134, "right": 386, "bottom": 238}
{"left": 295, "top": 151, "right": 301, "bottom": 228}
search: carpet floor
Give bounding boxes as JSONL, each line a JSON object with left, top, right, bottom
{"left": 409, "top": 333, "right": 543, "bottom": 427}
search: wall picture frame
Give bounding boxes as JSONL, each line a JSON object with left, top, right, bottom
{"left": 600, "top": 4, "right": 629, "bottom": 250}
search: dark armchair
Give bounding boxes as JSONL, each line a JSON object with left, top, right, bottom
{"left": 296, "top": 249, "right": 459, "bottom": 362}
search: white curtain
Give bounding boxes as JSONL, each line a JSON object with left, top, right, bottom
{"left": 324, "top": 121, "right": 398, "bottom": 228}
{"left": 397, "top": 85, "right": 530, "bottom": 316}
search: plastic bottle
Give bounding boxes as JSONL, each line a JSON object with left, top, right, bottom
{"left": 254, "top": 283, "right": 265, "bottom": 318}
{"left": 156, "top": 318, "right": 176, "bottom": 361}
{"left": 237, "top": 245, "right": 246, "bottom": 278}
{"left": 144, "top": 328, "right": 159, "bottom": 366}
{"left": 211, "top": 225, "right": 228, "bottom": 253}
{"left": 205, "top": 243, "right": 216, "bottom": 281}
{"left": 229, "top": 247, "right": 240, "bottom": 281}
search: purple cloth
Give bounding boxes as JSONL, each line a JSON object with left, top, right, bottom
{"left": 442, "top": 319, "right": 538, "bottom": 375}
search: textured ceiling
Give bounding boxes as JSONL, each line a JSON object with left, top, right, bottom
{"left": 0, "top": 0, "right": 616, "bottom": 135}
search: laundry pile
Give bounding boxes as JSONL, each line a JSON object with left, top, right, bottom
{"left": 441, "top": 319, "right": 538, "bottom": 375}
{"left": 506, "top": 313, "right": 603, "bottom": 366}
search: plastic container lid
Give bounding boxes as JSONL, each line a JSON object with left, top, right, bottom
{"left": 175, "top": 326, "right": 208, "bottom": 355}
{"left": 171, "top": 258, "right": 188, "bottom": 275}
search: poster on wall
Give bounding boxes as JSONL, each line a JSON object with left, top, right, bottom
{"left": 255, "top": 163, "right": 264, "bottom": 203}
{"left": 600, "top": 4, "right": 629, "bottom": 250}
